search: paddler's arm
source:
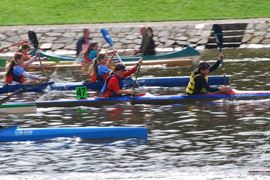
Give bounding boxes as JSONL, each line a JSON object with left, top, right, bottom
{"left": 209, "top": 53, "right": 224, "bottom": 72}
{"left": 123, "top": 59, "right": 143, "bottom": 78}
{"left": 14, "top": 65, "right": 39, "bottom": 81}
{"left": 107, "top": 50, "right": 117, "bottom": 65}
{"left": 196, "top": 75, "right": 219, "bottom": 92}
{"left": 109, "top": 77, "right": 135, "bottom": 95}
{"left": 23, "top": 53, "right": 39, "bottom": 68}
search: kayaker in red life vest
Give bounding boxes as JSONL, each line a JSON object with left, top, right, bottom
{"left": 101, "top": 59, "right": 143, "bottom": 98}
{"left": 17, "top": 43, "right": 32, "bottom": 61}
{"left": 186, "top": 53, "right": 230, "bottom": 95}
{"left": 5, "top": 52, "right": 47, "bottom": 85}
{"left": 89, "top": 52, "right": 116, "bottom": 83}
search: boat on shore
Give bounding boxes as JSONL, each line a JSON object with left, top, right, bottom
{"left": 0, "top": 126, "right": 148, "bottom": 142}
{"left": 1, "top": 89, "right": 270, "bottom": 112}
{"left": 40, "top": 47, "right": 200, "bottom": 62}
{"left": 0, "top": 76, "right": 229, "bottom": 94}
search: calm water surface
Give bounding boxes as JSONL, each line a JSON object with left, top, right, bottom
{"left": 0, "top": 58, "right": 270, "bottom": 179}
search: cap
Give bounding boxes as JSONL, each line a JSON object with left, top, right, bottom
{"left": 114, "top": 64, "right": 126, "bottom": 71}
{"left": 198, "top": 61, "right": 210, "bottom": 70}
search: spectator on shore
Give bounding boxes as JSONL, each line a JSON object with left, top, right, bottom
{"left": 76, "top": 28, "right": 91, "bottom": 57}
{"left": 134, "top": 27, "right": 156, "bottom": 56}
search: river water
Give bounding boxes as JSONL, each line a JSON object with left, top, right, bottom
{"left": 0, "top": 57, "right": 270, "bottom": 179}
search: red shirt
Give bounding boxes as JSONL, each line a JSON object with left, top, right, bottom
{"left": 102, "top": 66, "right": 137, "bottom": 97}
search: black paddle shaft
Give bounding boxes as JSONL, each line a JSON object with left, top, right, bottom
{"left": 0, "top": 88, "right": 24, "bottom": 105}
{"left": 213, "top": 24, "right": 223, "bottom": 52}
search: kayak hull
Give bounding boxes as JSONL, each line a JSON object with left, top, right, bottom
{"left": 51, "top": 76, "right": 229, "bottom": 91}
{"left": 0, "top": 81, "right": 53, "bottom": 94}
{"left": 2, "top": 89, "right": 269, "bottom": 109}
{"left": 0, "top": 76, "right": 229, "bottom": 94}
{"left": 39, "top": 47, "right": 200, "bottom": 62}
{"left": 0, "top": 126, "right": 148, "bottom": 142}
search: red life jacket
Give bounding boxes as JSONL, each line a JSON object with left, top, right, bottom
{"left": 5, "top": 67, "right": 25, "bottom": 84}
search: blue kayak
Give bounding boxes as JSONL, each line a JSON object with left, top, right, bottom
{"left": 0, "top": 81, "right": 54, "bottom": 94}
{"left": 2, "top": 89, "right": 270, "bottom": 109}
{"left": 0, "top": 76, "right": 229, "bottom": 94}
{"left": 0, "top": 126, "right": 148, "bottom": 142}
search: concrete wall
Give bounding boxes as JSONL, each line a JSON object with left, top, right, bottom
{"left": 0, "top": 19, "right": 269, "bottom": 54}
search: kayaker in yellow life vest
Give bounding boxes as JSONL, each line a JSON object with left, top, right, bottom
{"left": 186, "top": 53, "right": 229, "bottom": 95}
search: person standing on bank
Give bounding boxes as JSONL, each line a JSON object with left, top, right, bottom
{"left": 134, "top": 27, "right": 156, "bottom": 56}
{"left": 186, "top": 53, "right": 229, "bottom": 95}
{"left": 76, "top": 28, "right": 91, "bottom": 57}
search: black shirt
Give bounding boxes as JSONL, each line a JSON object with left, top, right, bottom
{"left": 192, "top": 60, "right": 221, "bottom": 94}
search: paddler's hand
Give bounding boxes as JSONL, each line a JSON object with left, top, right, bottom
{"left": 38, "top": 77, "right": 49, "bottom": 83}
{"left": 34, "top": 52, "right": 40, "bottom": 59}
{"left": 219, "top": 53, "right": 224, "bottom": 61}
{"left": 136, "top": 59, "right": 143, "bottom": 67}
{"left": 218, "top": 85, "right": 230, "bottom": 92}
{"left": 126, "top": 89, "right": 136, "bottom": 95}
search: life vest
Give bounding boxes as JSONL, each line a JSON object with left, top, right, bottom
{"left": 90, "top": 63, "right": 102, "bottom": 83}
{"left": 5, "top": 69, "right": 25, "bottom": 84}
{"left": 186, "top": 73, "right": 208, "bottom": 95}
{"left": 101, "top": 74, "right": 123, "bottom": 97}
{"left": 84, "top": 55, "right": 90, "bottom": 64}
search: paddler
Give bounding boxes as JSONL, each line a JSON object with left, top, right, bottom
{"left": 17, "top": 43, "right": 32, "bottom": 61}
{"left": 5, "top": 52, "right": 47, "bottom": 85}
{"left": 83, "top": 42, "right": 99, "bottom": 66}
{"left": 89, "top": 51, "right": 116, "bottom": 83}
{"left": 186, "top": 53, "right": 229, "bottom": 95}
{"left": 101, "top": 59, "right": 142, "bottom": 97}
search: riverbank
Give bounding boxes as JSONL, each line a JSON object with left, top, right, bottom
{"left": 0, "top": 18, "right": 269, "bottom": 56}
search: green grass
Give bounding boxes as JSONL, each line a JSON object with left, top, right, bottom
{"left": 0, "top": 0, "right": 269, "bottom": 25}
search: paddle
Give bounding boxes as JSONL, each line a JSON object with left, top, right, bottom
{"left": 100, "top": 28, "right": 123, "bottom": 63}
{"left": 0, "top": 41, "right": 28, "bottom": 53}
{"left": 213, "top": 24, "right": 224, "bottom": 67}
{"left": 0, "top": 88, "right": 24, "bottom": 105}
{"left": 28, "top": 31, "right": 46, "bottom": 76}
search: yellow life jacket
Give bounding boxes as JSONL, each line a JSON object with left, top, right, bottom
{"left": 186, "top": 73, "right": 208, "bottom": 95}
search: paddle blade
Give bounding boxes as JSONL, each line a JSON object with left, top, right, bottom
{"left": 100, "top": 28, "right": 113, "bottom": 47}
{"left": 213, "top": 24, "right": 223, "bottom": 51}
{"left": 28, "top": 31, "right": 39, "bottom": 49}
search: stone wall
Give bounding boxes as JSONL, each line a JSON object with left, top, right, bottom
{"left": 242, "top": 21, "right": 270, "bottom": 45}
{"left": 0, "top": 19, "right": 269, "bottom": 55}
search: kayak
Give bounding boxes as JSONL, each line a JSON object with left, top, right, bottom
{"left": 0, "top": 126, "right": 148, "bottom": 142}
{"left": 0, "top": 76, "right": 229, "bottom": 94}
{"left": 20, "top": 47, "right": 200, "bottom": 70}
{"left": 1, "top": 89, "right": 270, "bottom": 110}
{"left": 51, "top": 75, "right": 229, "bottom": 91}
{"left": 39, "top": 47, "right": 200, "bottom": 62}
{"left": 0, "top": 81, "right": 54, "bottom": 94}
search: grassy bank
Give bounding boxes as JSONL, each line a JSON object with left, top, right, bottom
{"left": 0, "top": 0, "right": 269, "bottom": 25}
